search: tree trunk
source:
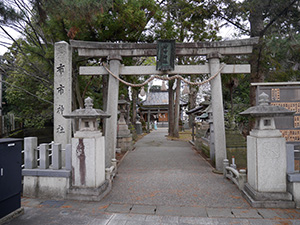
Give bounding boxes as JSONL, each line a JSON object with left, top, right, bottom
{"left": 168, "top": 78, "right": 175, "bottom": 136}
{"left": 174, "top": 79, "right": 180, "bottom": 138}
{"left": 249, "top": 3, "right": 265, "bottom": 130}
{"left": 131, "top": 88, "right": 137, "bottom": 125}
{"left": 230, "top": 85, "right": 234, "bottom": 115}
{"left": 188, "top": 85, "right": 197, "bottom": 128}
{"left": 249, "top": 1, "right": 264, "bottom": 106}
{"left": 102, "top": 75, "right": 109, "bottom": 111}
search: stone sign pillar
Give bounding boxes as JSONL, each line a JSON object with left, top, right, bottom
{"left": 54, "top": 41, "right": 72, "bottom": 148}
{"left": 208, "top": 52, "right": 227, "bottom": 171}
{"left": 105, "top": 56, "right": 121, "bottom": 167}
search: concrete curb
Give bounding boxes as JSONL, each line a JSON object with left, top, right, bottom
{"left": 0, "top": 208, "right": 24, "bottom": 225}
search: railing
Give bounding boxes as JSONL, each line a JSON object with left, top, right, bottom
{"left": 223, "top": 159, "right": 247, "bottom": 190}
{"left": 22, "top": 137, "right": 71, "bottom": 178}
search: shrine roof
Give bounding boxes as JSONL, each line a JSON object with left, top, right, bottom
{"left": 186, "top": 100, "right": 210, "bottom": 115}
{"left": 141, "top": 91, "right": 187, "bottom": 107}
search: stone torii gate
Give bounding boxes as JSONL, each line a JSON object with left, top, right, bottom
{"left": 54, "top": 38, "right": 258, "bottom": 171}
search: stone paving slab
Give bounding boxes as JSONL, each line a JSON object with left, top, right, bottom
{"left": 272, "top": 209, "right": 300, "bottom": 219}
{"left": 39, "top": 200, "right": 66, "bottom": 208}
{"left": 105, "top": 204, "right": 133, "bottom": 213}
{"left": 89, "top": 218, "right": 113, "bottom": 225}
{"left": 21, "top": 197, "right": 41, "bottom": 208}
{"left": 130, "top": 205, "right": 156, "bottom": 215}
{"left": 156, "top": 205, "right": 207, "bottom": 217}
{"left": 257, "top": 209, "right": 284, "bottom": 219}
{"left": 113, "top": 213, "right": 147, "bottom": 221}
{"left": 231, "top": 208, "right": 262, "bottom": 219}
{"left": 206, "top": 207, "right": 234, "bottom": 218}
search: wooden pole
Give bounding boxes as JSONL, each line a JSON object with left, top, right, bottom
{"left": 174, "top": 79, "right": 181, "bottom": 138}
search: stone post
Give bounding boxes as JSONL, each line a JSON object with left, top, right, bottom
{"left": 52, "top": 143, "right": 62, "bottom": 170}
{"left": 24, "top": 137, "right": 38, "bottom": 169}
{"left": 39, "top": 144, "right": 50, "bottom": 169}
{"left": 223, "top": 159, "right": 229, "bottom": 178}
{"left": 208, "top": 53, "right": 227, "bottom": 171}
{"left": 65, "top": 144, "right": 72, "bottom": 171}
{"left": 105, "top": 56, "right": 121, "bottom": 167}
{"left": 239, "top": 169, "right": 247, "bottom": 190}
{"left": 54, "top": 41, "right": 72, "bottom": 148}
{"left": 286, "top": 144, "right": 295, "bottom": 174}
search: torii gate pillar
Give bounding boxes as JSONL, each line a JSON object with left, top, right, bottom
{"left": 208, "top": 52, "right": 227, "bottom": 171}
{"left": 105, "top": 56, "right": 122, "bottom": 167}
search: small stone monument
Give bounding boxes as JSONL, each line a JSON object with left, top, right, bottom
{"left": 117, "top": 95, "right": 133, "bottom": 152}
{"left": 63, "top": 97, "right": 111, "bottom": 201}
{"left": 240, "top": 92, "right": 295, "bottom": 208}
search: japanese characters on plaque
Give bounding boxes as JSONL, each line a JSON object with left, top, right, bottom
{"left": 256, "top": 84, "right": 300, "bottom": 143}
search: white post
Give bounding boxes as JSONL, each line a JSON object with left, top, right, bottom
{"left": 24, "top": 137, "right": 38, "bottom": 169}
{"left": 208, "top": 52, "right": 227, "bottom": 171}
{"left": 52, "top": 143, "right": 62, "bottom": 170}
{"left": 39, "top": 144, "right": 50, "bottom": 169}
{"left": 65, "top": 144, "right": 72, "bottom": 170}
{"left": 105, "top": 56, "right": 121, "bottom": 167}
{"left": 54, "top": 41, "right": 72, "bottom": 149}
{"left": 239, "top": 169, "right": 247, "bottom": 190}
{"left": 223, "top": 159, "right": 229, "bottom": 178}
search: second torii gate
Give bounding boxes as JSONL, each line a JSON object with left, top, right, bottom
{"left": 54, "top": 37, "right": 258, "bottom": 172}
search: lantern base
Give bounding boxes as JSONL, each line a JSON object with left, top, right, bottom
{"left": 242, "top": 183, "right": 295, "bottom": 208}
{"left": 66, "top": 180, "right": 110, "bottom": 201}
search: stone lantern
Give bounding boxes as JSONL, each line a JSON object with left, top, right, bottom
{"left": 64, "top": 97, "right": 110, "bottom": 132}
{"left": 63, "top": 97, "right": 110, "bottom": 200}
{"left": 240, "top": 92, "right": 295, "bottom": 208}
{"left": 117, "top": 94, "right": 133, "bottom": 152}
{"left": 118, "top": 94, "right": 130, "bottom": 125}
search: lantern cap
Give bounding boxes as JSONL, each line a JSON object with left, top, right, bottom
{"left": 63, "top": 97, "right": 110, "bottom": 119}
{"left": 118, "top": 94, "right": 129, "bottom": 105}
{"left": 240, "top": 92, "right": 294, "bottom": 117}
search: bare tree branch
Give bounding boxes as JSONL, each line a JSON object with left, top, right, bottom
{"left": 260, "top": 0, "right": 299, "bottom": 36}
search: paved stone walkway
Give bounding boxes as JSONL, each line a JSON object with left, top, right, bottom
{"left": 3, "top": 128, "right": 300, "bottom": 224}
{"left": 101, "top": 128, "right": 249, "bottom": 208}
